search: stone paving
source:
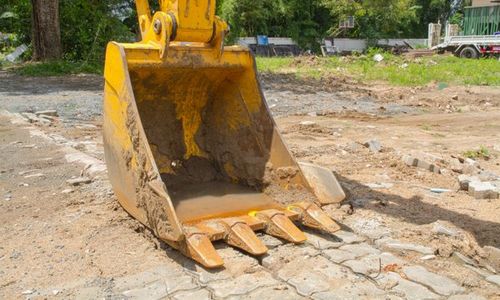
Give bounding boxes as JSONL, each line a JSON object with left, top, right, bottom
{"left": 36, "top": 227, "right": 495, "bottom": 299}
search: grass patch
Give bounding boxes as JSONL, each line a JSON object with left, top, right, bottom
{"left": 10, "top": 60, "right": 102, "bottom": 76}
{"left": 255, "top": 54, "right": 500, "bottom": 86}
{"left": 464, "top": 146, "right": 491, "bottom": 160}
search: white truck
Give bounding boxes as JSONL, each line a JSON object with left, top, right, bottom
{"left": 432, "top": 35, "right": 500, "bottom": 58}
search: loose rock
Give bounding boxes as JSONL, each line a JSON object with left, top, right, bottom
{"left": 468, "top": 181, "right": 499, "bottom": 199}
{"left": 66, "top": 177, "right": 92, "bottom": 186}
{"left": 363, "top": 139, "right": 382, "bottom": 153}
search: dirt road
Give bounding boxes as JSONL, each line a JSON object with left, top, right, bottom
{"left": 0, "top": 71, "right": 499, "bottom": 299}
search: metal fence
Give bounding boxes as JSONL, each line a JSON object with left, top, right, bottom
{"left": 463, "top": 5, "right": 500, "bottom": 35}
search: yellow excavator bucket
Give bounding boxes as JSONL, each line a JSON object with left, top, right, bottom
{"left": 103, "top": 0, "right": 346, "bottom": 268}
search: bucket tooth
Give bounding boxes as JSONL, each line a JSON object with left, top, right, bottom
{"left": 255, "top": 210, "right": 306, "bottom": 243}
{"left": 289, "top": 202, "right": 341, "bottom": 234}
{"left": 220, "top": 219, "right": 268, "bottom": 255}
{"left": 184, "top": 232, "right": 224, "bottom": 268}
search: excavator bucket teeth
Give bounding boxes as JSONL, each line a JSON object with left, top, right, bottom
{"left": 184, "top": 233, "right": 224, "bottom": 268}
{"left": 102, "top": 0, "right": 345, "bottom": 268}
{"left": 255, "top": 210, "right": 306, "bottom": 243}
{"left": 220, "top": 219, "right": 268, "bottom": 255}
{"left": 289, "top": 202, "right": 341, "bottom": 234}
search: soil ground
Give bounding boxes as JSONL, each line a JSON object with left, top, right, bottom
{"left": 0, "top": 70, "right": 499, "bottom": 299}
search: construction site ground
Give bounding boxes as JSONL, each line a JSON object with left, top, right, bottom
{"left": 0, "top": 70, "right": 499, "bottom": 299}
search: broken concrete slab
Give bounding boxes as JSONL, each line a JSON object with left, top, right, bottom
{"left": 431, "top": 221, "right": 459, "bottom": 237}
{"left": 485, "top": 275, "right": 500, "bottom": 286}
{"left": 468, "top": 181, "right": 499, "bottom": 199}
{"left": 403, "top": 155, "right": 440, "bottom": 174}
{"left": 376, "top": 238, "right": 434, "bottom": 255}
{"left": 66, "top": 177, "right": 91, "bottom": 186}
{"left": 34, "top": 110, "right": 58, "bottom": 117}
{"left": 363, "top": 139, "right": 382, "bottom": 153}
{"left": 402, "top": 266, "right": 465, "bottom": 296}
{"left": 483, "top": 246, "right": 500, "bottom": 272}
{"left": 298, "top": 162, "right": 345, "bottom": 204}
{"left": 458, "top": 174, "right": 480, "bottom": 191}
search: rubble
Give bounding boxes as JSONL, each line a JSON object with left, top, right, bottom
{"left": 299, "top": 121, "right": 316, "bottom": 126}
{"left": 458, "top": 174, "right": 480, "bottom": 191}
{"left": 431, "top": 222, "right": 459, "bottom": 237}
{"left": 486, "top": 275, "right": 500, "bottom": 286}
{"left": 66, "top": 177, "right": 92, "bottom": 186}
{"left": 21, "top": 112, "right": 53, "bottom": 125}
{"left": 403, "top": 154, "right": 441, "bottom": 173}
{"left": 376, "top": 238, "right": 434, "bottom": 255}
{"left": 468, "top": 181, "right": 499, "bottom": 199}
{"left": 363, "top": 139, "right": 382, "bottom": 153}
{"left": 24, "top": 173, "right": 45, "bottom": 179}
{"left": 483, "top": 246, "right": 500, "bottom": 272}
{"left": 34, "top": 110, "right": 58, "bottom": 117}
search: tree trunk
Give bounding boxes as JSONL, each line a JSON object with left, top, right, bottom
{"left": 31, "top": 0, "right": 62, "bottom": 60}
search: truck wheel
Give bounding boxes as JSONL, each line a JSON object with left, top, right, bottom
{"left": 459, "top": 46, "right": 479, "bottom": 59}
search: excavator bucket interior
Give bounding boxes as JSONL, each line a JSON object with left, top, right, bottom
{"left": 103, "top": 0, "right": 346, "bottom": 268}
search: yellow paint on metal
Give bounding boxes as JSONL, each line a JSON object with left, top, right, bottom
{"left": 102, "top": 0, "right": 340, "bottom": 269}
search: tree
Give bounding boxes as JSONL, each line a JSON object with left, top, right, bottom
{"left": 320, "top": 0, "right": 418, "bottom": 39}
{"left": 31, "top": 0, "right": 62, "bottom": 60}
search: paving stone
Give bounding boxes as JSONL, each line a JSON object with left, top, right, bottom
{"left": 334, "top": 230, "right": 366, "bottom": 244}
{"left": 114, "top": 267, "right": 197, "bottom": 297}
{"left": 208, "top": 271, "right": 278, "bottom": 298}
{"left": 343, "top": 253, "right": 405, "bottom": 276}
{"left": 468, "top": 181, "right": 499, "bottom": 199}
{"left": 283, "top": 270, "right": 330, "bottom": 297}
{"left": 376, "top": 238, "right": 434, "bottom": 255}
{"left": 122, "top": 280, "right": 169, "bottom": 299}
{"left": 172, "top": 289, "right": 211, "bottom": 300}
{"left": 486, "top": 275, "right": 500, "bottom": 286}
{"left": 323, "top": 248, "right": 358, "bottom": 263}
{"left": 311, "top": 280, "right": 386, "bottom": 300}
{"left": 189, "top": 247, "right": 258, "bottom": 284}
{"left": 377, "top": 272, "right": 440, "bottom": 300}
{"left": 350, "top": 218, "right": 391, "bottom": 240}
{"left": 339, "top": 243, "right": 381, "bottom": 257}
{"left": 227, "top": 285, "right": 305, "bottom": 300}
{"left": 305, "top": 232, "right": 344, "bottom": 250}
{"left": 277, "top": 256, "right": 331, "bottom": 297}
{"left": 402, "top": 265, "right": 465, "bottom": 296}
{"left": 448, "top": 293, "right": 487, "bottom": 300}
{"left": 257, "top": 233, "right": 284, "bottom": 249}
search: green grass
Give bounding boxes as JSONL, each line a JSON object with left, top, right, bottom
{"left": 255, "top": 54, "right": 500, "bottom": 86}
{"left": 464, "top": 146, "right": 491, "bottom": 159}
{"left": 9, "top": 60, "right": 102, "bottom": 76}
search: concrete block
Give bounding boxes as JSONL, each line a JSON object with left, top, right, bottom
{"left": 457, "top": 174, "right": 480, "bottom": 191}
{"left": 468, "top": 181, "right": 499, "bottom": 199}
